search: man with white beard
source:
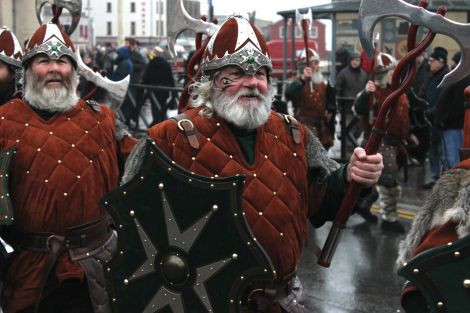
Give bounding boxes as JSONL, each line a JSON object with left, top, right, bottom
{"left": 0, "top": 23, "right": 136, "bottom": 313}
{"left": 123, "top": 15, "right": 383, "bottom": 313}
{"left": 285, "top": 48, "right": 336, "bottom": 149}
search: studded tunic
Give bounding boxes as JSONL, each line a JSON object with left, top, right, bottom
{"left": 0, "top": 99, "right": 136, "bottom": 313}
{"left": 148, "top": 108, "right": 310, "bottom": 278}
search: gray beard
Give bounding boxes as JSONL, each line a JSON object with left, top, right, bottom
{"left": 211, "top": 87, "right": 272, "bottom": 130}
{"left": 312, "top": 71, "right": 324, "bottom": 85}
{"left": 23, "top": 69, "right": 79, "bottom": 113}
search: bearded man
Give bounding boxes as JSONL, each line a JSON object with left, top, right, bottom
{"left": 0, "top": 27, "right": 23, "bottom": 105}
{"left": 285, "top": 49, "right": 336, "bottom": 149}
{"left": 354, "top": 52, "right": 410, "bottom": 233}
{"left": 123, "top": 15, "right": 383, "bottom": 313}
{"left": 0, "top": 23, "right": 136, "bottom": 313}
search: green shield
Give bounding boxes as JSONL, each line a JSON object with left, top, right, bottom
{"left": 0, "top": 147, "right": 15, "bottom": 226}
{"left": 398, "top": 234, "right": 470, "bottom": 313}
{"left": 102, "top": 140, "right": 275, "bottom": 313}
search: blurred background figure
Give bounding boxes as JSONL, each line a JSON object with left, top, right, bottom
{"left": 285, "top": 48, "right": 335, "bottom": 150}
{"left": 421, "top": 46, "right": 450, "bottom": 189}
{"left": 354, "top": 52, "right": 409, "bottom": 232}
{"left": 0, "top": 27, "right": 23, "bottom": 105}
{"left": 141, "top": 46, "right": 175, "bottom": 126}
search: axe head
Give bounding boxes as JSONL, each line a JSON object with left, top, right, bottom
{"left": 359, "top": 0, "right": 470, "bottom": 88}
{"left": 35, "top": 0, "right": 82, "bottom": 35}
{"left": 166, "top": 0, "right": 218, "bottom": 62}
{"left": 295, "top": 8, "right": 312, "bottom": 28}
{"left": 75, "top": 48, "right": 129, "bottom": 111}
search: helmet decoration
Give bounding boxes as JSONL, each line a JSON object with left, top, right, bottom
{"left": 201, "top": 15, "right": 272, "bottom": 76}
{"left": 22, "top": 23, "right": 77, "bottom": 69}
{"left": 0, "top": 27, "right": 23, "bottom": 69}
{"left": 375, "top": 52, "right": 397, "bottom": 74}
{"left": 299, "top": 48, "right": 320, "bottom": 63}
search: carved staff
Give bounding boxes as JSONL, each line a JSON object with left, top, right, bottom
{"left": 296, "top": 9, "right": 313, "bottom": 92}
{"left": 318, "top": 0, "right": 446, "bottom": 267}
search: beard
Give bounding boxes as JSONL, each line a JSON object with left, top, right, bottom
{"left": 312, "top": 71, "right": 324, "bottom": 85}
{"left": 23, "top": 68, "right": 79, "bottom": 112}
{"left": 211, "top": 87, "right": 272, "bottom": 130}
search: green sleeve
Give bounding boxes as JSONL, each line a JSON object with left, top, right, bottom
{"left": 284, "top": 80, "right": 304, "bottom": 102}
{"left": 353, "top": 90, "right": 370, "bottom": 116}
{"left": 309, "top": 163, "right": 372, "bottom": 228}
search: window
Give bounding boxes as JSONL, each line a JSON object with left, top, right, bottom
{"left": 106, "top": 2, "right": 112, "bottom": 13}
{"left": 131, "top": 2, "right": 136, "bottom": 13}
{"left": 107, "top": 22, "right": 112, "bottom": 35}
{"left": 131, "top": 22, "right": 136, "bottom": 36}
{"left": 156, "top": 1, "right": 163, "bottom": 14}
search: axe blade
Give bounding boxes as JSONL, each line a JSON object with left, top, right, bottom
{"left": 35, "top": 0, "right": 82, "bottom": 35}
{"left": 75, "top": 48, "right": 130, "bottom": 111}
{"left": 359, "top": 0, "right": 470, "bottom": 88}
{"left": 167, "top": 0, "right": 219, "bottom": 61}
{"left": 295, "top": 8, "right": 312, "bottom": 28}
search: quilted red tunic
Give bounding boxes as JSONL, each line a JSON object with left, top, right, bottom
{"left": 0, "top": 99, "right": 136, "bottom": 313}
{"left": 148, "top": 108, "right": 309, "bottom": 278}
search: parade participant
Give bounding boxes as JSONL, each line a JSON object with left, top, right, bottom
{"left": 354, "top": 52, "right": 409, "bottom": 232}
{"left": 397, "top": 85, "right": 470, "bottom": 313}
{"left": 0, "top": 27, "right": 23, "bottom": 105}
{"left": 0, "top": 22, "right": 136, "bottom": 313}
{"left": 123, "top": 15, "right": 383, "bottom": 312}
{"left": 284, "top": 48, "right": 335, "bottom": 149}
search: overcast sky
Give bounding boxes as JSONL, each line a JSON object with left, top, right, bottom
{"left": 200, "top": 0, "right": 331, "bottom": 22}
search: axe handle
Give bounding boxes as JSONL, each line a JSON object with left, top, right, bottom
{"left": 301, "top": 19, "right": 313, "bottom": 92}
{"left": 318, "top": 8, "right": 440, "bottom": 267}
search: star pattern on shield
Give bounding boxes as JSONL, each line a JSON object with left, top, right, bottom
{"left": 125, "top": 184, "right": 232, "bottom": 313}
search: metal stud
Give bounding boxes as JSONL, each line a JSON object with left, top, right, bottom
{"left": 123, "top": 279, "right": 129, "bottom": 285}
{"left": 437, "top": 301, "right": 444, "bottom": 308}
{"left": 159, "top": 183, "right": 164, "bottom": 190}
{"left": 130, "top": 210, "right": 135, "bottom": 217}
{"left": 232, "top": 253, "right": 238, "bottom": 260}
{"left": 212, "top": 204, "right": 219, "bottom": 211}
{"left": 413, "top": 268, "right": 419, "bottom": 274}
{"left": 463, "top": 279, "right": 470, "bottom": 288}
{"left": 454, "top": 251, "right": 461, "bottom": 257}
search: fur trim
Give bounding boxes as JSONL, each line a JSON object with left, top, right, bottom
{"left": 304, "top": 127, "right": 339, "bottom": 178}
{"left": 397, "top": 168, "right": 470, "bottom": 266}
{"left": 121, "top": 137, "right": 148, "bottom": 185}
{"left": 114, "top": 118, "right": 131, "bottom": 141}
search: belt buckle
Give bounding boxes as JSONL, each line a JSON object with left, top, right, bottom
{"left": 45, "top": 235, "right": 56, "bottom": 250}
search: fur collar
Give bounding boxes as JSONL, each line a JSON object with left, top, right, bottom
{"left": 397, "top": 168, "right": 470, "bottom": 266}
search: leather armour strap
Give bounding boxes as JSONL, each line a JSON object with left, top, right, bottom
{"left": 281, "top": 114, "right": 301, "bottom": 144}
{"left": 170, "top": 113, "right": 200, "bottom": 149}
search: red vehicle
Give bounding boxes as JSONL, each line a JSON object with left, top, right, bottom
{"left": 266, "top": 39, "right": 319, "bottom": 79}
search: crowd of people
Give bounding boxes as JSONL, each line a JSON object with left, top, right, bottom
{"left": 0, "top": 10, "right": 468, "bottom": 313}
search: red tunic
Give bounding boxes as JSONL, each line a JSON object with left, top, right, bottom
{"left": 148, "top": 108, "right": 309, "bottom": 278}
{"left": 0, "top": 99, "right": 136, "bottom": 313}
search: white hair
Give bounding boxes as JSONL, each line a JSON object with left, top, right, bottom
{"left": 23, "top": 67, "right": 79, "bottom": 112}
{"left": 189, "top": 76, "right": 272, "bottom": 130}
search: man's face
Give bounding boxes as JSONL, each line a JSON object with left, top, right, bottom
{"left": 30, "top": 55, "right": 74, "bottom": 90}
{"left": 350, "top": 57, "right": 361, "bottom": 69}
{"left": 0, "top": 61, "right": 13, "bottom": 85}
{"left": 428, "top": 57, "right": 445, "bottom": 73}
{"left": 215, "top": 66, "right": 269, "bottom": 105}
{"left": 309, "top": 60, "right": 320, "bottom": 73}
{"left": 211, "top": 66, "right": 272, "bottom": 129}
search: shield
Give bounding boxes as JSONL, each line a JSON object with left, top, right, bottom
{"left": 398, "top": 234, "right": 470, "bottom": 313}
{"left": 0, "top": 147, "right": 15, "bottom": 226}
{"left": 101, "top": 140, "right": 275, "bottom": 313}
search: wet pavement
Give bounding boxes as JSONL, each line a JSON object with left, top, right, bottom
{"left": 296, "top": 159, "right": 433, "bottom": 312}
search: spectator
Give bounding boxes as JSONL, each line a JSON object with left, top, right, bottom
{"left": 422, "top": 46, "right": 450, "bottom": 189}
{"left": 141, "top": 46, "right": 176, "bottom": 125}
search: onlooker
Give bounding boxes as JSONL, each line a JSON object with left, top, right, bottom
{"left": 0, "top": 27, "right": 23, "bottom": 104}
{"left": 112, "top": 45, "right": 134, "bottom": 125}
{"left": 433, "top": 51, "right": 470, "bottom": 169}
{"left": 141, "top": 46, "right": 175, "bottom": 125}
{"left": 422, "top": 46, "right": 450, "bottom": 189}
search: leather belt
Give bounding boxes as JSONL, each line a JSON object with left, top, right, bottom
{"left": 3, "top": 215, "right": 112, "bottom": 253}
